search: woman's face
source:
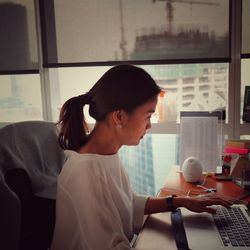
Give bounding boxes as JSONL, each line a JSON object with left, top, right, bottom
{"left": 121, "top": 96, "right": 158, "bottom": 145}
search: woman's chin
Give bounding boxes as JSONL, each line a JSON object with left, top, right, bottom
{"left": 140, "top": 134, "right": 145, "bottom": 140}
{"left": 125, "top": 136, "right": 144, "bottom": 146}
{"left": 127, "top": 140, "right": 140, "bottom": 146}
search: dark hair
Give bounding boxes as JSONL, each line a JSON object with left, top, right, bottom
{"left": 58, "top": 64, "right": 161, "bottom": 150}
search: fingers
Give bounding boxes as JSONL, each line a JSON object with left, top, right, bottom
{"left": 184, "top": 196, "right": 233, "bottom": 214}
{"left": 185, "top": 204, "right": 217, "bottom": 214}
{"left": 216, "top": 199, "right": 233, "bottom": 208}
{"left": 198, "top": 196, "right": 232, "bottom": 205}
{"left": 201, "top": 197, "right": 233, "bottom": 208}
{"left": 203, "top": 207, "right": 217, "bottom": 214}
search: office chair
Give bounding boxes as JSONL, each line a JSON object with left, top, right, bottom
{"left": 0, "top": 121, "right": 66, "bottom": 250}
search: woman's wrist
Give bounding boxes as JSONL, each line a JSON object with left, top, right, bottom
{"left": 172, "top": 196, "right": 187, "bottom": 209}
{"left": 166, "top": 195, "right": 177, "bottom": 211}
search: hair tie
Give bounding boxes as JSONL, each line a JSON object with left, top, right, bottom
{"left": 77, "top": 93, "right": 90, "bottom": 105}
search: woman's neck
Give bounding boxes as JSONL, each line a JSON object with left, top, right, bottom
{"left": 78, "top": 122, "right": 121, "bottom": 155}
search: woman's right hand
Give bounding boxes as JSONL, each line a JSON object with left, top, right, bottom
{"left": 173, "top": 195, "right": 233, "bottom": 214}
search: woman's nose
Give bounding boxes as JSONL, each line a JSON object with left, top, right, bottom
{"left": 146, "top": 121, "right": 151, "bottom": 130}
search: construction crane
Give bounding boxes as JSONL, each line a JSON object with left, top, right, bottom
{"left": 152, "top": 0, "right": 219, "bottom": 35}
{"left": 119, "top": 0, "right": 128, "bottom": 60}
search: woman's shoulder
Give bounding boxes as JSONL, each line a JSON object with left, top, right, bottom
{"left": 59, "top": 151, "right": 121, "bottom": 188}
{"left": 59, "top": 151, "right": 102, "bottom": 186}
{"left": 64, "top": 150, "right": 101, "bottom": 169}
{"left": 64, "top": 150, "right": 119, "bottom": 163}
{"left": 62, "top": 150, "right": 120, "bottom": 176}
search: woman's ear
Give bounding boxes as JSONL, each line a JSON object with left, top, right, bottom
{"left": 112, "top": 110, "right": 126, "bottom": 128}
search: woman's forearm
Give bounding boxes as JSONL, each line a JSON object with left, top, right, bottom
{"left": 144, "top": 195, "right": 232, "bottom": 215}
{"left": 144, "top": 196, "right": 187, "bottom": 214}
{"left": 144, "top": 197, "right": 173, "bottom": 214}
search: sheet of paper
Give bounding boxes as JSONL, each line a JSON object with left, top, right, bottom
{"left": 179, "top": 116, "right": 219, "bottom": 173}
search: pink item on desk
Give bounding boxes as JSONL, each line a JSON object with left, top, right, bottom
{"left": 224, "top": 147, "right": 248, "bottom": 155}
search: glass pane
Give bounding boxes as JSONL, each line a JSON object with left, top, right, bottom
{"left": 120, "top": 134, "right": 177, "bottom": 196}
{"left": 240, "top": 135, "right": 250, "bottom": 140}
{"left": 55, "top": 63, "right": 229, "bottom": 123}
{"left": 144, "top": 63, "right": 229, "bottom": 123}
{"left": 0, "top": 74, "right": 43, "bottom": 122}
{"left": 53, "top": 0, "right": 229, "bottom": 63}
{"left": 56, "top": 66, "right": 111, "bottom": 123}
{"left": 241, "top": 59, "right": 250, "bottom": 123}
{"left": 242, "top": 0, "right": 250, "bottom": 54}
{"left": 0, "top": 0, "right": 38, "bottom": 71}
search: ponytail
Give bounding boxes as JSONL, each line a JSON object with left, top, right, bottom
{"left": 57, "top": 93, "right": 89, "bottom": 150}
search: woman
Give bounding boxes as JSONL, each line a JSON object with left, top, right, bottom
{"left": 51, "top": 64, "right": 231, "bottom": 250}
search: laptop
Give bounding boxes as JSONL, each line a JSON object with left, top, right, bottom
{"left": 171, "top": 204, "right": 250, "bottom": 250}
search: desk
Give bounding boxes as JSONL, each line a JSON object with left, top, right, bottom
{"left": 159, "top": 166, "right": 250, "bottom": 202}
{"left": 134, "top": 166, "right": 250, "bottom": 250}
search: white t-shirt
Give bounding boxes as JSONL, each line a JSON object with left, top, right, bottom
{"left": 51, "top": 150, "right": 148, "bottom": 250}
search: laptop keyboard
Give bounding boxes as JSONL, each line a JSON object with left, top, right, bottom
{"left": 213, "top": 206, "right": 250, "bottom": 247}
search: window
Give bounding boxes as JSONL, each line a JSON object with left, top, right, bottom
{"left": 120, "top": 134, "right": 177, "bottom": 196}
{"left": 0, "top": 74, "right": 43, "bottom": 122}
{"left": 0, "top": 0, "right": 38, "bottom": 72}
{"left": 242, "top": 0, "right": 250, "bottom": 55}
{"left": 241, "top": 59, "right": 250, "bottom": 123}
{"left": 0, "top": 0, "right": 41, "bottom": 123}
{"left": 144, "top": 64, "right": 228, "bottom": 123}
{"left": 43, "top": 0, "right": 230, "bottom": 65}
{"left": 54, "top": 63, "right": 228, "bottom": 124}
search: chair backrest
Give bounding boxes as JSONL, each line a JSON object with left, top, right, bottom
{"left": 0, "top": 120, "right": 66, "bottom": 199}
{"left": 0, "top": 174, "right": 21, "bottom": 250}
{"left": 0, "top": 121, "right": 66, "bottom": 250}
{"left": 5, "top": 168, "right": 56, "bottom": 250}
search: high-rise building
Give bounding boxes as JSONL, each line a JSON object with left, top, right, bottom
{"left": 144, "top": 63, "right": 228, "bottom": 122}
{"left": 120, "top": 134, "right": 155, "bottom": 196}
{"left": 120, "top": 134, "right": 178, "bottom": 196}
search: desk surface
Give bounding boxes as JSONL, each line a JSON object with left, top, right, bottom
{"left": 159, "top": 166, "right": 250, "bottom": 202}
{"left": 134, "top": 166, "right": 250, "bottom": 249}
